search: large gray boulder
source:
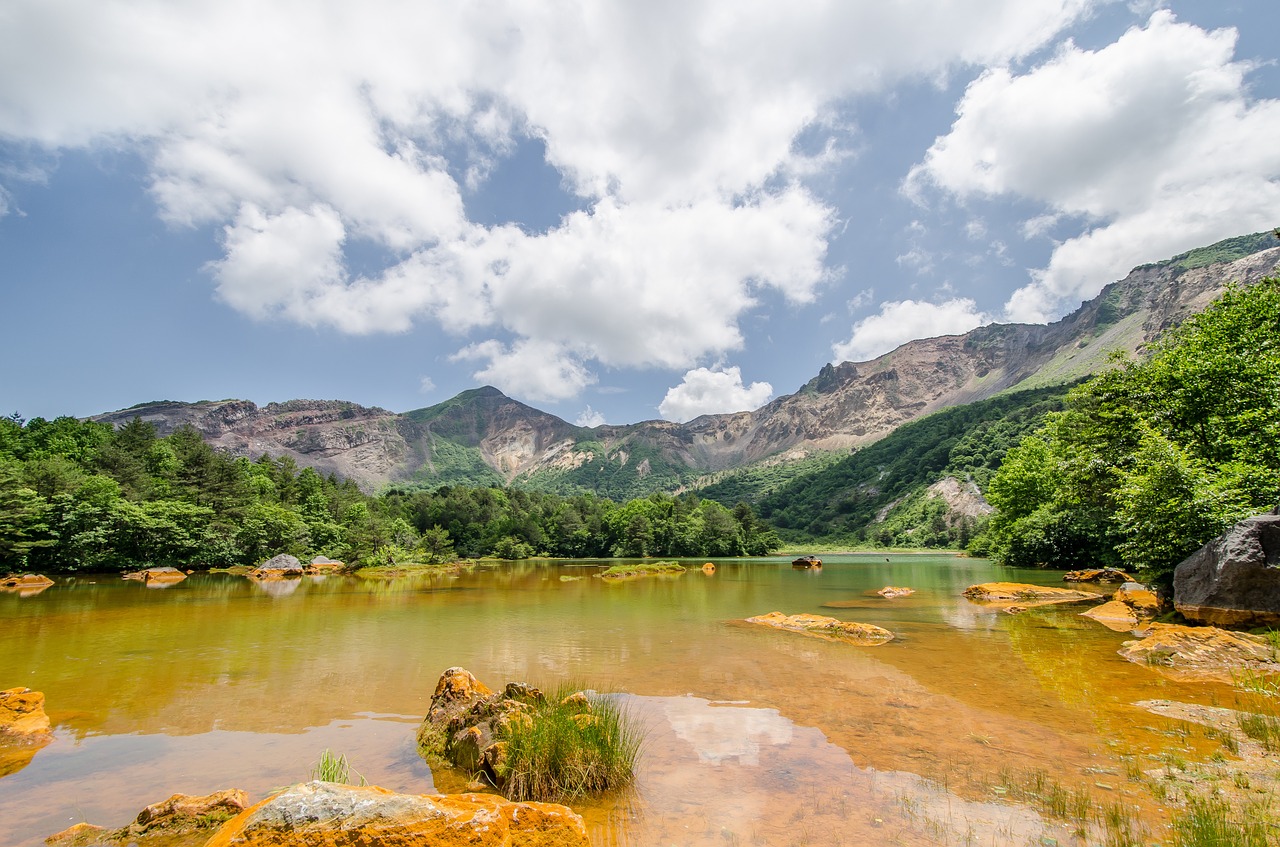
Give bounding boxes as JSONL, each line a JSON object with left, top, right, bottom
{"left": 1174, "top": 513, "right": 1280, "bottom": 628}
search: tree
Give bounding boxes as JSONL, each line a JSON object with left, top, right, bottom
{"left": 0, "top": 462, "right": 53, "bottom": 566}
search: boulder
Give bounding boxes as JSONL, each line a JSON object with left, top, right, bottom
{"left": 248, "top": 554, "right": 305, "bottom": 580}
{"left": 121, "top": 566, "right": 186, "bottom": 585}
{"left": 744, "top": 611, "right": 893, "bottom": 645}
{"left": 791, "top": 556, "right": 822, "bottom": 569}
{"left": 1115, "top": 582, "right": 1161, "bottom": 616}
{"left": 701, "top": 562, "right": 716, "bottom": 574}
{"left": 44, "top": 789, "right": 249, "bottom": 846}
{"left": 1063, "top": 568, "right": 1133, "bottom": 584}
{"left": 876, "top": 586, "right": 914, "bottom": 598}
{"left": 1118, "top": 623, "right": 1280, "bottom": 681}
{"left": 1, "top": 687, "right": 51, "bottom": 738}
{"left": 203, "top": 781, "right": 588, "bottom": 847}
{"left": 1174, "top": 513, "right": 1280, "bottom": 628}
{"left": 962, "top": 583, "right": 1102, "bottom": 613}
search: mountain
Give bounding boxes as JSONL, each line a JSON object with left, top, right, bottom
{"left": 92, "top": 232, "right": 1280, "bottom": 495}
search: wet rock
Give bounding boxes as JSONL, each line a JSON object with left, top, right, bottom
{"left": 1118, "top": 623, "right": 1280, "bottom": 681}
{"left": 1063, "top": 567, "right": 1133, "bottom": 584}
{"left": 962, "top": 583, "right": 1102, "bottom": 613}
{"left": 1080, "top": 600, "right": 1142, "bottom": 632}
{"left": 1115, "top": 582, "right": 1161, "bottom": 616}
{"left": 248, "top": 554, "right": 304, "bottom": 579}
{"left": 427, "top": 667, "right": 494, "bottom": 723}
{"left": 1174, "top": 513, "right": 1280, "bottom": 628}
{"left": 744, "top": 611, "right": 893, "bottom": 645}
{"left": 44, "top": 788, "right": 247, "bottom": 846}
{"left": 1, "top": 573, "right": 54, "bottom": 595}
{"left": 1, "top": 687, "right": 51, "bottom": 738}
{"left": 308, "top": 555, "right": 346, "bottom": 572}
{"left": 791, "top": 555, "right": 822, "bottom": 569}
{"left": 121, "top": 566, "right": 187, "bottom": 585}
{"left": 203, "top": 781, "right": 588, "bottom": 847}
{"left": 876, "top": 586, "right": 915, "bottom": 598}
{"left": 702, "top": 562, "right": 716, "bottom": 574}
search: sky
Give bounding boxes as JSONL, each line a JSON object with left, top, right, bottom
{"left": 2, "top": 1, "right": 1278, "bottom": 427}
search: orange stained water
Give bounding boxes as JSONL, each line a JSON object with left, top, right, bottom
{"left": 0, "top": 556, "right": 1230, "bottom": 845}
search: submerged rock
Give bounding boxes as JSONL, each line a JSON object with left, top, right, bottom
{"left": 1080, "top": 600, "right": 1143, "bottom": 632}
{"left": 203, "top": 781, "right": 588, "bottom": 847}
{"left": 744, "top": 611, "right": 893, "bottom": 645}
{"left": 1174, "top": 512, "right": 1280, "bottom": 628}
{"left": 876, "top": 586, "right": 914, "bottom": 598}
{"left": 962, "top": 583, "right": 1102, "bottom": 613}
{"left": 1118, "top": 623, "right": 1280, "bottom": 681}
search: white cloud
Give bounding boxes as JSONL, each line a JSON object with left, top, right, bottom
{"left": 908, "top": 11, "right": 1280, "bottom": 321}
{"left": 575, "top": 406, "right": 606, "bottom": 428}
{"left": 658, "top": 367, "right": 773, "bottom": 423}
{"left": 0, "top": 0, "right": 1100, "bottom": 400}
{"left": 418, "top": 377, "right": 435, "bottom": 395}
{"left": 833, "top": 298, "right": 988, "bottom": 363}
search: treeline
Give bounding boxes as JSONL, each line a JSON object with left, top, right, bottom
{"left": 0, "top": 416, "right": 779, "bottom": 572}
{"left": 982, "top": 278, "right": 1280, "bottom": 582}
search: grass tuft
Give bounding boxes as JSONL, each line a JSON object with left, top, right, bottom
{"left": 311, "top": 749, "right": 367, "bottom": 786}
{"left": 1172, "top": 795, "right": 1273, "bottom": 847}
{"left": 498, "top": 685, "right": 643, "bottom": 803}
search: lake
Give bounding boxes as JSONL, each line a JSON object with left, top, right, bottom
{"left": 0, "top": 555, "right": 1224, "bottom": 845}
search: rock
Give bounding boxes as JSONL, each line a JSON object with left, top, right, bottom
{"left": 1174, "top": 513, "right": 1280, "bottom": 628}
{"left": 428, "top": 667, "right": 494, "bottom": 723}
{"left": 1080, "top": 600, "right": 1142, "bottom": 632}
{"left": 876, "top": 586, "right": 914, "bottom": 598}
{"left": 1, "top": 687, "right": 51, "bottom": 738}
{"left": 203, "top": 781, "right": 589, "bottom": 847}
{"left": 44, "top": 789, "right": 247, "bottom": 846}
{"left": 1, "top": 573, "right": 54, "bottom": 592}
{"left": 308, "top": 555, "right": 346, "bottom": 572}
{"left": 1115, "top": 582, "right": 1161, "bottom": 616}
{"left": 121, "top": 566, "right": 186, "bottom": 585}
{"left": 248, "top": 554, "right": 304, "bottom": 579}
{"left": 791, "top": 556, "right": 822, "bottom": 569}
{"left": 744, "top": 611, "right": 893, "bottom": 645}
{"left": 44, "top": 822, "right": 106, "bottom": 846}
{"left": 134, "top": 788, "right": 248, "bottom": 829}
{"left": 962, "top": 582, "right": 1102, "bottom": 613}
{"left": 1118, "top": 623, "right": 1280, "bottom": 681}
{"left": 1063, "top": 568, "right": 1133, "bottom": 583}
{"left": 701, "top": 562, "right": 716, "bottom": 574}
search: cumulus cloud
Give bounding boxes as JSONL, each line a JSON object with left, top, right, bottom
{"left": 575, "top": 406, "right": 606, "bottom": 428}
{"left": 0, "top": 0, "right": 1099, "bottom": 400}
{"left": 833, "top": 298, "right": 988, "bottom": 363}
{"left": 658, "top": 366, "right": 773, "bottom": 423}
{"left": 908, "top": 11, "right": 1280, "bottom": 321}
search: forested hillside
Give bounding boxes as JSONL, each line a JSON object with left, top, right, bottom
{"left": 746, "top": 384, "right": 1076, "bottom": 546}
{"left": 984, "top": 277, "right": 1280, "bottom": 582}
{"left": 0, "top": 416, "right": 778, "bottom": 572}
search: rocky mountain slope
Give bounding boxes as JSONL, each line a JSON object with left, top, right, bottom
{"left": 93, "top": 233, "right": 1280, "bottom": 494}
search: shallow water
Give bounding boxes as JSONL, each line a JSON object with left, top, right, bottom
{"left": 0, "top": 556, "right": 1225, "bottom": 845}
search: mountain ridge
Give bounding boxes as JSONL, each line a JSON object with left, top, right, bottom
{"left": 90, "top": 233, "right": 1280, "bottom": 495}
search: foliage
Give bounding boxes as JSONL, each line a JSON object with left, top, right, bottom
{"left": 695, "top": 450, "right": 846, "bottom": 508}
{"left": 1141, "top": 229, "right": 1279, "bottom": 273}
{"left": 984, "top": 278, "right": 1280, "bottom": 579}
{"left": 600, "top": 561, "right": 686, "bottom": 579}
{"left": 497, "top": 687, "right": 641, "bottom": 802}
{"left": 0, "top": 414, "right": 781, "bottom": 572}
{"left": 311, "top": 749, "right": 366, "bottom": 786}
{"left": 753, "top": 384, "right": 1073, "bottom": 545}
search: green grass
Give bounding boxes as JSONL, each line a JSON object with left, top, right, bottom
{"left": 497, "top": 686, "right": 643, "bottom": 803}
{"left": 1234, "top": 669, "right": 1280, "bottom": 752}
{"left": 599, "top": 561, "right": 686, "bottom": 579}
{"left": 1172, "top": 795, "right": 1273, "bottom": 847}
{"left": 311, "top": 749, "right": 366, "bottom": 785}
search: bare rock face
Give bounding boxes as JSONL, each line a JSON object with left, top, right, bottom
{"left": 744, "top": 612, "right": 893, "bottom": 645}
{"left": 0, "top": 687, "right": 53, "bottom": 778}
{"left": 45, "top": 788, "right": 249, "bottom": 847}
{"left": 1174, "top": 513, "right": 1280, "bottom": 628}
{"left": 202, "top": 781, "right": 588, "bottom": 847}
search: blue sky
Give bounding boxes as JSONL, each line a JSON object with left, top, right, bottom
{"left": 2, "top": 1, "right": 1277, "bottom": 426}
